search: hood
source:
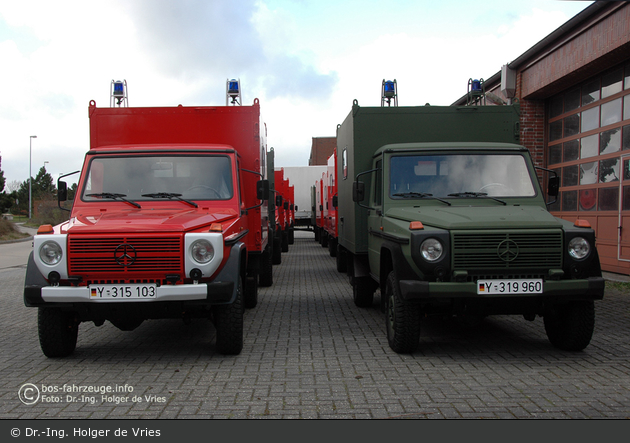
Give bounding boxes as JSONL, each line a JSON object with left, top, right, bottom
{"left": 63, "top": 207, "right": 239, "bottom": 234}
{"left": 386, "top": 204, "right": 562, "bottom": 230}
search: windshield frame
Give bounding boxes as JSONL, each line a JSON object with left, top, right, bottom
{"left": 385, "top": 150, "right": 539, "bottom": 204}
{"left": 80, "top": 153, "right": 236, "bottom": 204}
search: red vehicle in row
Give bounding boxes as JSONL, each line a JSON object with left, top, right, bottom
{"left": 314, "top": 150, "right": 340, "bottom": 266}
{"left": 24, "top": 98, "right": 272, "bottom": 357}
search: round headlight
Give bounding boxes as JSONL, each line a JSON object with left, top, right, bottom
{"left": 420, "top": 238, "right": 443, "bottom": 262}
{"left": 568, "top": 237, "right": 590, "bottom": 260}
{"left": 191, "top": 239, "right": 214, "bottom": 264}
{"left": 39, "top": 241, "right": 63, "bottom": 266}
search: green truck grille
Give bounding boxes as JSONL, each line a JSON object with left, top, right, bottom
{"left": 452, "top": 231, "right": 563, "bottom": 271}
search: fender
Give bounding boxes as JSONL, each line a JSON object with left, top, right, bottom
{"left": 378, "top": 240, "right": 418, "bottom": 290}
{"left": 24, "top": 252, "right": 49, "bottom": 307}
{"left": 208, "top": 241, "right": 246, "bottom": 304}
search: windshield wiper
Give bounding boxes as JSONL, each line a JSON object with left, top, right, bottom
{"left": 86, "top": 192, "right": 141, "bottom": 208}
{"left": 141, "top": 193, "right": 198, "bottom": 208}
{"left": 447, "top": 192, "right": 506, "bottom": 205}
{"left": 393, "top": 192, "right": 451, "bottom": 206}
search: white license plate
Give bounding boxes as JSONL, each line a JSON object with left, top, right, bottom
{"left": 90, "top": 284, "right": 157, "bottom": 299}
{"left": 477, "top": 279, "right": 543, "bottom": 295}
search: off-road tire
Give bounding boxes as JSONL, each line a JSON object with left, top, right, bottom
{"left": 544, "top": 300, "right": 595, "bottom": 351}
{"left": 385, "top": 271, "right": 421, "bottom": 353}
{"left": 259, "top": 245, "right": 273, "bottom": 287}
{"left": 352, "top": 276, "right": 374, "bottom": 308}
{"left": 243, "top": 275, "right": 258, "bottom": 309}
{"left": 282, "top": 231, "right": 289, "bottom": 252}
{"left": 328, "top": 237, "right": 337, "bottom": 257}
{"left": 336, "top": 246, "right": 347, "bottom": 273}
{"left": 272, "top": 236, "right": 282, "bottom": 265}
{"left": 38, "top": 307, "right": 79, "bottom": 358}
{"left": 213, "top": 277, "right": 244, "bottom": 355}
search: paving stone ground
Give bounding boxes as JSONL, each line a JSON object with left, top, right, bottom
{"left": 1, "top": 231, "right": 630, "bottom": 419}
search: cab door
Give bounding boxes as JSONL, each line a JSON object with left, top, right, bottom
{"left": 367, "top": 159, "right": 384, "bottom": 280}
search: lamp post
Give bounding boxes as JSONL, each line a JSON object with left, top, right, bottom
{"left": 29, "top": 135, "right": 37, "bottom": 219}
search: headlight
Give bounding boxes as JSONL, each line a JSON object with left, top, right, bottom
{"left": 568, "top": 237, "right": 590, "bottom": 260}
{"left": 39, "top": 241, "right": 63, "bottom": 265}
{"left": 421, "top": 238, "right": 443, "bottom": 262}
{"left": 191, "top": 239, "right": 214, "bottom": 264}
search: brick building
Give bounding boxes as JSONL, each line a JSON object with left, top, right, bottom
{"left": 308, "top": 137, "right": 336, "bottom": 166}
{"left": 453, "top": 1, "right": 630, "bottom": 274}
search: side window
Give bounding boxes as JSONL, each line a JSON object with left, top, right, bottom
{"left": 342, "top": 148, "right": 348, "bottom": 180}
{"left": 374, "top": 159, "right": 382, "bottom": 206}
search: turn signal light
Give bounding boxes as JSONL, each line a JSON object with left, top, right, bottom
{"left": 37, "top": 224, "right": 54, "bottom": 234}
{"left": 409, "top": 221, "right": 424, "bottom": 230}
{"left": 209, "top": 223, "right": 222, "bottom": 232}
{"left": 574, "top": 219, "right": 591, "bottom": 228}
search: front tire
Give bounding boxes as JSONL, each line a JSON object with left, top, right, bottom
{"left": 385, "top": 271, "right": 421, "bottom": 354}
{"left": 243, "top": 275, "right": 258, "bottom": 309}
{"left": 352, "top": 276, "right": 374, "bottom": 308}
{"left": 213, "top": 276, "right": 244, "bottom": 355}
{"left": 259, "top": 245, "right": 273, "bottom": 287}
{"left": 38, "top": 307, "right": 79, "bottom": 358}
{"left": 544, "top": 301, "right": 595, "bottom": 351}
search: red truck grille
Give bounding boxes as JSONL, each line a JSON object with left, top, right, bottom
{"left": 68, "top": 235, "right": 183, "bottom": 281}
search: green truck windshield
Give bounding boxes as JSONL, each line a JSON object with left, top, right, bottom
{"left": 82, "top": 155, "right": 234, "bottom": 202}
{"left": 390, "top": 153, "right": 536, "bottom": 199}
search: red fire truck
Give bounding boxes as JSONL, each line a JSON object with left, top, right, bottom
{"left": 323, "top": 149, "right": 339, "bottom": 259}
{"left": 24, "top": 98, "right": 271, "bottom": 357}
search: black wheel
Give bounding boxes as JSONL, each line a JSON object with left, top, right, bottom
{"left": 385, "top": 271, "right": 421, "bottom": 353}
{"left": 288, "top": 226, "right": 294, "bottom": 245}
{"left": 213, "top": 276, "right": 244, "bottom": 355}
{"left": 321, "top": 232, "right": 328, "bottom": 248}
{"left": 272, "top": 236, "right": 282, "bottom": 265}
{"left": 259, "top": 245, "right": 273, "bottom": 287}
{"left": 352, "top": 276, "right": 374, "bottom": 308}
{"left": 282, "top": 230, "right": 289, "bottom": 252}
{"left": 544, "top": 301, "right": 595, "bottom": 351}
{"left": 314, "top": 227, "right": 320, "bottom": 242}
{"left": 336, "top": 245, "right": 347, "bottom": 273}
{"left": 38, "top": 307, "right": 79, "bottom": 358}
{"left": 243, "top": 275, "right": 258, "bottom": 309}
{"left": 328, "top": 237, "right": 337, "bottom": 257}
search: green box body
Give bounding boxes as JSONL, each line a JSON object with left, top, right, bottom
{"left": 336, "top": 102, "right": 521, "bottom": 254}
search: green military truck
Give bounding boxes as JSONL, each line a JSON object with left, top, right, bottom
{"left": 336, "top": 100, "right": 604, "bottom": 354}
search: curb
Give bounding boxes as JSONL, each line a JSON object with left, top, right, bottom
{"left": 0, "top": 236, "right": 33, "bottom": 245}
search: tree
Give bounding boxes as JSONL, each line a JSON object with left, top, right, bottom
{"left": 0, "top": 169, "right": 5, "bottom": 194}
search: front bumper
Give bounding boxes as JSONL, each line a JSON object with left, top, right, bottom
{"left": 25, "top": 281, "right": 234, "bottom": 307}
{"left": 399, "top": 277, "right": 606, "bottom": 302}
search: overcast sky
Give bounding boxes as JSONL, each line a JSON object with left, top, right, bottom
{"left": 0, "top": 0, "right": 593, "bottom": 190}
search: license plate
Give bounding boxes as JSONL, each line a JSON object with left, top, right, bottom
{"left": 477, "top": 279, "right": 543, "bottom": 295}
{"left": 90, "top": 284, "right": 157, "bottom": 299}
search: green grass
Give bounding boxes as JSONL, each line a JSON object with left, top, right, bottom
{"left": 0, "top": 218, "right": 31, "bottom": 241}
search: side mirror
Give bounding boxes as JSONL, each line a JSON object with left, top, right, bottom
{"left": 332, "top": 195, "right": 338, "bottom": 208}
{"left": 548, "top": 176, "right": 559, "bottom": 197}
{"left": 257, "top": 180, "right": 269, "bottom": 200}
{"left": 353, "top": 181, "right": 365, "bottom": 202}
{"left": 58, "top": 181, "right": 68, "bottom": 202}
{"left": 284, "top": 202, "right": 289, "bottom": 210}
{"left": 276, "top": 195, "right": 283, "bottom": 207}
{"left": 295, "top": 205, "right": 298, "bottom": 211}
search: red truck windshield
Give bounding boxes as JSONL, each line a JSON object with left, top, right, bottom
{"left": 81, "top": 154, "right": 234, "bottom": 202}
